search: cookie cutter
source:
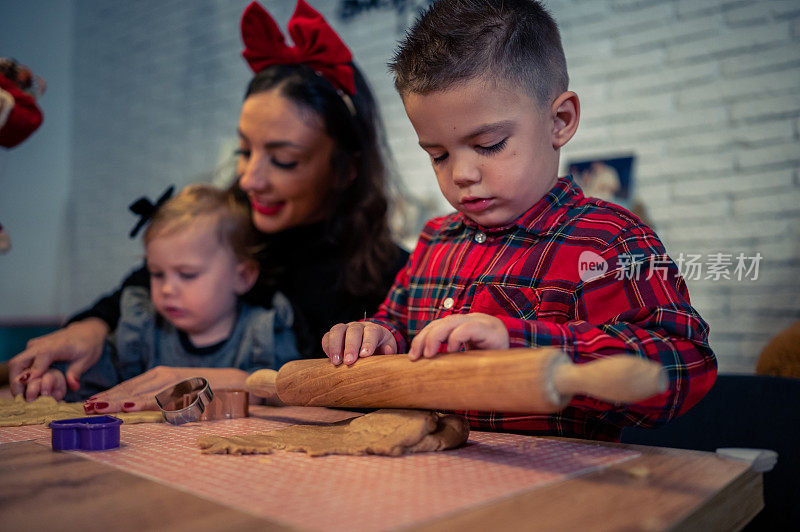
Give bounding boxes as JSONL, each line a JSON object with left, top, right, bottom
{"left": 50, "top": 415, "right": 123, "bottom": 451}
{"left": 199, "top": 389, "right": 249, "bottom": 421}
{"left": 155, "top": 377, "right": 213, "bottom": 425}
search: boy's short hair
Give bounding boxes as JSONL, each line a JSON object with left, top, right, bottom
{"left": 389, "top": 0, "right": 568, "bottom": 105}
{"left": 145, "top": 184, "right": 259, "bottom": 263}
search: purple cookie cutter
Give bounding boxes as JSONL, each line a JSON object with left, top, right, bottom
{"left": 49, "top": 415, "right": 123, "bottom": 451}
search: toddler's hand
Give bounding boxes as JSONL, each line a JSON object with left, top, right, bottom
{"left": 20, "top": 368, "right": 68, "bottom": 401}
{"left": 408, "top": 313, "right": 510, "bottom": 360}
{"left": 322, "top": 322, "right": 398, "bottom": 365}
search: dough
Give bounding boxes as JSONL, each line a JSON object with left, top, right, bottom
{"left": 105, "top": 409, "right": 163, "bottom": 424}
{"left": 0, "top": 395, "right": 163, "bottom": 426}
{"left": 198, "top": 409, "right": 469, "bottom": 457}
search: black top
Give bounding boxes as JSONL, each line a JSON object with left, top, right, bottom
{"left": 70, "top": 222, "right": 409, "bottom": 357}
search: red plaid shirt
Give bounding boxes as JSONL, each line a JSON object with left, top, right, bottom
{"left": 369, "top": 176, "right": 716, "bottom": 441}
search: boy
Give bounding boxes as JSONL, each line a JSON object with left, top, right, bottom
{"left": 322, "top": 0, "right": 716, "bottom": 441}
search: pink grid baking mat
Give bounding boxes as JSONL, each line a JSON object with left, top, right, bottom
{"left": 36, "top": 406, "right": 639, "bottom": 532}
{"left": 0, "top": 424, "right": 50, "bottom": 444}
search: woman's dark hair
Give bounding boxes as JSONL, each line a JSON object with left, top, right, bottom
{"left": 238, "top": 62, "right": 398, "bottom": 298}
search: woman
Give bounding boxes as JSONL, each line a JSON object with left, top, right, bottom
{"left": 10, "top": 1, "right": 408, "bottom": 410}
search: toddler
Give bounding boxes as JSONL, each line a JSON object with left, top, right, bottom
{"left": 21, "top": 184, "right": 299, "bottom": 404}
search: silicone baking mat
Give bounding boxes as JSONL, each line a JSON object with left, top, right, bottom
{"left": 34, "top": 406, "right": 639, "bottom": 532}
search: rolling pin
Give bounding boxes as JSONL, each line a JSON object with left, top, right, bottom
{"left": 245, "top": 348, "right": 668, "bottom": 413}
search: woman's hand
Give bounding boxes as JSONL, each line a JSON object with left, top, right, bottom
{"left": 9, "top": 318, "right": 109, "bottom": 397}
{"left": 84, "top": 366, "right": 249, "bottom": 413}
{"left": 22, "top": 369, "right": 68, "bottom": 401}
{"left": 408, "top": 313, "right": 510, "bottom": 360}
{"left": 322, "top": 321, "right": 398, "bottom": 365}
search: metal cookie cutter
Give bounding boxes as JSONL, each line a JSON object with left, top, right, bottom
{"left": 200, "top": 389, "right": 249, "bottom": 421}
{"left": 155, "top": 377, "right": 213, "bottom": 425}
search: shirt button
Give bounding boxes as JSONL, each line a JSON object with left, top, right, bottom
{"left": 442, "top": 297, "right": 455, "bottom": 310}
{"left": 474, "top": 231, "right": 486, "bottom": 244}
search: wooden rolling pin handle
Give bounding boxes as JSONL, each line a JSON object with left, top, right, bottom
{"left": 552, "top": 355, "right": 668, "bottom": 405}
{"left": 245, "top": 369, "right": 278, "bottom": 400}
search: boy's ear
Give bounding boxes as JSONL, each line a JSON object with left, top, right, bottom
{"left": 234, "top": 259, "right": 259, "bottom": 295}
{"left": 550, "top": 91, "right": 580, "bottom": 150}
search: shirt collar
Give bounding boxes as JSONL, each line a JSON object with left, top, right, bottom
{"left": 442, "top": 175, "right": 583, "bottom": 236}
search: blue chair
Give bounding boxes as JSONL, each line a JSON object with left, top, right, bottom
{"left": 621, "top": 374, "right": 800, "bottom": 530}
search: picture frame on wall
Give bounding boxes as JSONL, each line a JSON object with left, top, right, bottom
{"left": 567, "top": 154, "right": 653, "bottom": 227}
{"left": 568, "top": 155, "right": 635, "bottom": 208}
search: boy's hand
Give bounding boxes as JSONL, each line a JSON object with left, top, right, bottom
{"left": 408, "top": 313, "right": 510, "bottom": 360}
{"left": 322, "top": 322, "right": 398, "bottom": 365}
{"left": 21, "top": 369, "right": 68, "bottom": 401}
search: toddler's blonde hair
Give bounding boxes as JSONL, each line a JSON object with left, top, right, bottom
{"left": 144, "top": 184, "right": 259, "bottom": 263}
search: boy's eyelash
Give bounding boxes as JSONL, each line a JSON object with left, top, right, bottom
{"left": 429, "top": 138, "right": 508, "bottom": 165}
{"left": 234, "top": 148, "right": 250, "bottom": 158}
{"left": 478, "top": 138, "right": 508, "bottom": 154}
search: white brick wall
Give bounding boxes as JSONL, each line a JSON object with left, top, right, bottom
{"left": 65, "top": 0, "right": 253, "bottom": 311}
{"left": 62, "top": 0, "right": 798, "bottom": 373}
{"left": 555, "top": 0, "right": 800, "bottom": 374}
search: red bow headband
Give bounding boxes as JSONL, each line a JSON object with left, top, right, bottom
{"left": 241, "top": 0, "right": 356, "bottom": 96}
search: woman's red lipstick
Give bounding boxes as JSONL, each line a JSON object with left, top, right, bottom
{"left": 251, "top": 198, "right": 285, "bottom": 216}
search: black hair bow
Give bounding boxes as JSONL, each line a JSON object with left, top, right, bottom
{"left": 128, "top": 185, "right": 174, "bottom": 238}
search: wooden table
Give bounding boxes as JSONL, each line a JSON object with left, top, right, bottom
{"left": 0, "top": 410, "right": 762, "bottom": 532}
